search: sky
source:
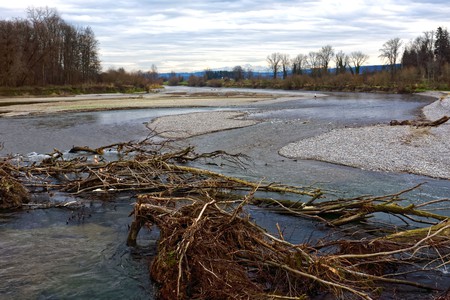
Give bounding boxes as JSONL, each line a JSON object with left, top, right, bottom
{"left": 1, "top": 0, "right": 449, "bottom": 73}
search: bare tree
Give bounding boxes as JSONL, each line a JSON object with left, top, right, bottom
{"left": 318, "top": 45, "right": 334, "bottom": 72}
{"left": 232, "top": 65, "right": 244, "bottom": 81}
{"left": 79, "top": 26, "right": 101, "bottom": 82}
{"left": 402, "top": 31, "right": 435, "bottom": 80}
{"left": 246, "top": 67, "right": 254, "bottom": 80}
{"left": 148, "top": 64, "right": 159, "bottom": 81}
{"left": 307, "top": 51, "right": 320, "bottom": 77}
{"left": 349, "top": 51, "right": 369, "bottom": 75}
{"left": 280, "top": 53, "right": 290, "bottom": 79}
{"left": 0, "top": 7, "right": 101, "bottom": 86}
{"left": 267, "top": 52, "right": 282, "bottom": 79}
{"left": 0, "top": 20, "right": 25, "bottom": 86}
{"left": 334, "top": 50, "right": 349, "bottom": 74}
{"left": 292, "top": 54, "right": 307, "bottom": 75}
{"left": 379, "top": 37, "right": 402, "bottom": 77}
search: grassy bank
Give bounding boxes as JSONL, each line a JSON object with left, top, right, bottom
{"left": 0, "top": 84, "right": 151, "bottom": 97}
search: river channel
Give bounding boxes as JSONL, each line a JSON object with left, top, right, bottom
{"left": 1, "top": 88, "right": 449, "bottom": 299}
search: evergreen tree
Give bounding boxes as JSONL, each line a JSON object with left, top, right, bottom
{"left": 434, "top": 27, "right": 450, "bottom": 66}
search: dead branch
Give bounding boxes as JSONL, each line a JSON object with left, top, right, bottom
{"left": 130, "top": 192, "right": 444, "bottom": 299}
{"left": 253, "top": 191, "right": 447, "bottom": 228}
{"left": 3, "top": 137, "right": 450, "bottom": 299}
{"left": 390, "top": 115, "right": 450, "bottom": 127}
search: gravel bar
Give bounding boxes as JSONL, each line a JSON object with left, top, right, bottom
{"left": 279, "top": 92, "right": 450, "bottom": 179}
{"left": 149, "top": 111, "right": 258, "bottom": 139}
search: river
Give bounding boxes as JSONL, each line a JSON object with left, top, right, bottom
{"left": 1, "top": 88, "right": 449, "bottom": 299}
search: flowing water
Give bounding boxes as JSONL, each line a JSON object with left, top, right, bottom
{"left": 1, "top": 88, "right": 449, "bottom": 299}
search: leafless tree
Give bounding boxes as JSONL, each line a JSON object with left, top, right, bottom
{"left": 0, "top": 20, "right": 25, "bottom": 86}
{"left": 318, "top": 45, "right": 334, "bottom": 72}
{"left": 292, "top": 54, "right": 307, "bottom": 75}
{"left": 402, "top": 31, "right": 435, "bottom": 80}
{"left": 79, "top": 26, "right": 101, "bottom": 82}
{"left": 307, "top": 51, "right": 320, "bottom": 77}
{"left": 246, "top": 67, "right": 254, "bottom": 80}
{"left": 334, "top": 50, "right": 349, "bottom": 74}
{"left": 232, "top": 65, "right": 244, "bottom": 81}
{"left": 349, "top": 51, "right": 369, "bottom": 75}
{"left": 379, "top": 37, "right": 403, "bottom": 77}
{"left": 147, "top": 64, "right": 159, "bottom": 81}
{"left": 0, "top": 7, "right": 101, "bottom": 86}
{"left": 267, "top": 52, "right": 282, "bottom": 79}
{"left": 280, "top": 53, "right": 290, "bottom": 79}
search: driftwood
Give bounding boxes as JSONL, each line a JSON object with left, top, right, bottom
{"left": 390, "top": 115, "right": 450, "bottom": 127}
{"left": 2, "top": 137, "right": 450, "bottom": 299}
{"left": 252, "top": 184, "right": 449, "bottom": 227}
{"left": 0, "top": 161, "right": 30, "bottom": 209}
{"left": 129, "top": 191, "right": 448, "bottom": 300}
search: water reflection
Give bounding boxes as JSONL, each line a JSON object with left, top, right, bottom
{"left": 250, "top": 92, "right": 429, "bottom": 125}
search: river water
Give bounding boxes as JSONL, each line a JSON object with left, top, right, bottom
{"left": 1, "top": 88, "right": 449, "bottom": 299}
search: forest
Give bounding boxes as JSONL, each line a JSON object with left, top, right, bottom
{"left": 0, "top": 7, "right": 100, "bottom": 87}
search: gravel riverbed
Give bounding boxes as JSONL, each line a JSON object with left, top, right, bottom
{"left": 279, "top": 92, "right": 450, "bottom": 179}
{"left": 150, "top": 91, "right": 450, "bottom": 180}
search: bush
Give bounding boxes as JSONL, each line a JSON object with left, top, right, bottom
{"left": 207, "top": 79, "right": 223, "bottom": 88}
{"left": 167, "top": 76, "right": 180, "bottom": 86}
{"left": 187, "top": 75, "right": 206, "bottom": 87}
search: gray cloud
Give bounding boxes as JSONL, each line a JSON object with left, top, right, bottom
{"left": 1, "top": 0, "right": 449, "bottom": 72}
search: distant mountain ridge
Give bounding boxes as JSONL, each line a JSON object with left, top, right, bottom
{"left": 160, "top": 64, "right": 393, "bottom": 79}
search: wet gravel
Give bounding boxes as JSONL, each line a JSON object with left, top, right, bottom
{"left": 279, "top": 92, "right": 450, "bottom": 179}
{"left": 148, "top": 91, "right": 449, "bottom": 180}
{"left": 149, "top": 111, "right": 258, "bottom": 138}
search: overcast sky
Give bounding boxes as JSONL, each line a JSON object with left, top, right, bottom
{"left": 1, "top": 0, "right": 449, "bottom": 73}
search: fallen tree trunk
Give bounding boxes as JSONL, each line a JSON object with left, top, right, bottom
{"left": 252, "top": 184, "right": 449, "bottom": 227}
{"left": 390, "top": 115, "right": 450, "bottom": 127}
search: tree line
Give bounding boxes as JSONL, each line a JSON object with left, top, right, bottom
{"left": 402, "top": 27, "right": 450, "bottom": 81}
{"left": 1, "top": 7, "right": 449, "bottom": 93}
{"left": 0, "top": 7, "right": 101, "bottom": 87}
{"left": 264, "top": 26, "right": 450, "bottom": 82}
{"left": 182, "top": 26, "right": 449, "bottom": 92}
{"left": 266, "top": 47, "right": 371, "bottom": 79}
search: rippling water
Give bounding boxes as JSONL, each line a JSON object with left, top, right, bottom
{"left": 0, "top": 200, "right": 158, "bottom": 299}
{"left": 1, "top": 89, "right": 448, "bottom": 299}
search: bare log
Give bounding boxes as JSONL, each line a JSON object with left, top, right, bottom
{"left": 69, "top": 146, "right": 105, "bottom": 155}
{"left": 390, "top": 115, "right": 450, "bottom": 127}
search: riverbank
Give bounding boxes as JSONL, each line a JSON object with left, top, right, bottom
{"left": 0, "top": 86, "right": 313, "bottom": 117}
{"left": 279, "top": 91, "right": 450, "bottom": 179}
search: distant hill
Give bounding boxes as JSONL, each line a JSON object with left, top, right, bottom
{"left": 160, "top": 64, "right": 394, "bottom": 80}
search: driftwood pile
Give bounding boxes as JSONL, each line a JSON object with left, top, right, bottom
{"left": 130, "top": 190, "right": 450, "bottom": 300}
{"left": 1, "top": 137, "right": 450, "bottom": 299}
{"left": 0, "top": 161, "right": 29, "bottom": 209}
